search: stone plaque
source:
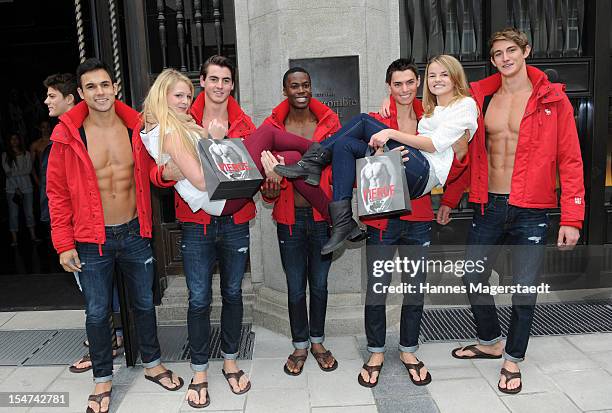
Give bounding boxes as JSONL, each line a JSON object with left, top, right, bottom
{"left": 289, "top": 56, "right": 360, "bottom": 123}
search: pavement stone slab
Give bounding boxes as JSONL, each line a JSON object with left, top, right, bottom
{"left": 0, "top": 367, "right": 16, "bottom": 385}
{"left": 525, "top": 336, "right": 599, "bottom": 374}
{"left": 372, "top": 373, "right": 429, "bottom": 398}
{"left": 28, "top": 377, "right": 100, "bottom": 413}
{"left": 429, "top": 365, "right": 482, "bottom": 380}
{"left": 0, "top": 312, "right": 16, "bottom": 328}
{"left": 115, "top": 391, "right": 184, "bottom": 413}
{"left": 321, "top": 336, "right": 362, "bottom": 360}
{"left": 245, "top": 387, "right": 309, "bottom": 413}
{"left": 566, "top": 333, "right": 612, "bottom": 353}
{"left": 549, "top": 368, "right": 612, "bottom": 411}
{"left": 307, "top": 358, "right": 375, "bottom": 407}
{"left": 0, "top": 311, "right": 85, "bottom": 330}
{"left": 252, "top": 338, "right": 294, "bottom": 359}
{"left": 312, "top": 405, "right": 379, "bottom": 413}
{"left": 500, "top": 391, "right": 581, "bottom": 413}
{"left": 0, "top": 366, "right": 64, "bottom": 393}
{"left": 250, "top": 357, "right": 308, "bottom": 389}
{"left": 376, "top": 396, "right": 439, "bottom": 413}
{"left": 427, "top": 377, "right": 510, "bottom": 413}
{"left": 586, "top": 351, "right": 612, "bottom": 374}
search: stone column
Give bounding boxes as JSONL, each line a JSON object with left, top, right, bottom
{"left": 236, "top": 0, "right": 401, "bottom": 335}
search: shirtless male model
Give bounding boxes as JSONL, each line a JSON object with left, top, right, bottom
{"left": 438, "top": 28, "right": 584, "bottom": 394}
{"left": 47, "top": 58, "right": 183, "bottom": 413}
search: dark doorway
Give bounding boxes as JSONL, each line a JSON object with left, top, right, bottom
{"left": 0, "top": 0, "right": 84, "bottom": 310}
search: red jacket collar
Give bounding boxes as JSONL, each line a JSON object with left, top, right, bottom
{"left": 387, "top": 96, "right": 424, "bottom": 129}
{"left": 268, "top": 98, "right": 336, "bottom": 128}
{"left": 471, "top": 65, "right": 550, "bottom": 99}
{"left": 55, "top": 100, "right": 140, "bottom": 143}
{"left": 190, "top": 93, "right": 245, "bottom": 126}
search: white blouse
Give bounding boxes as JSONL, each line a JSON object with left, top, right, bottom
{"left": 2, "top": 152, "right": 33, "bottom": 193}
{"left": 418, "top": 96, "right": 479, "bottom": 190}
{"left": 140, "top": 125, "right": 226, "bottom": 215}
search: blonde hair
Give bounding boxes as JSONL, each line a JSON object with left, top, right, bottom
{"left": 422, "top": 55, "right": 470, "bottom": 117}
{"left": 489, "top": 27, "right": 530, "bottom": 57}
{"left": 142, "top": 68, "right": 204, "bottom": 163}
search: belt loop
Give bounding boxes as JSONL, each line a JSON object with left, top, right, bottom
{"left": 289, "top": 225, "right": 293, "bottom": 236}
{"left": 203, "top": 223, "right": 207, "bottom": 236}
{"left": 481, "top": 203, "right": 484, "bottom": 215}
{"left": 379, "top": 228, "right": 383, "bottom": 242}
{"left": 98, "top": 244, "right": 103, "bottom": 256}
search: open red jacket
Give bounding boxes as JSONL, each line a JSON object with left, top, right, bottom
{"left": 167, "top": 93, "right": 257, "bottom": 229}
{"left": 261, "top": 98, "right": 340, "bottom": 229}
{"left": 47, "top": 101, "right": 161, "bottom": 254}
{"left": 440, "top": 65, "right": 585, "bottom": 229}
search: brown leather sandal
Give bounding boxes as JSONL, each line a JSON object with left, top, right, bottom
{"left": 451, "top": 344, "right": 502, "bottom": 359}
{"left": 85, "top": 390, "right": 111, "bottom": 413}
{"left": 310, "top": 349, "right": 338, "bottom": 372}
{"left": 222, "top": 369, "right": 251, "bottom": 395}
{"left": 69, "top": 347, "right": 121, "bottom": 374}
{"left": 498, "top": 367, "right": 522, "bottom": 394}
{"left": 187, "top": 380, "right": 210, "bottom": 408}
{"left": 401, "top": 359, "right": 432, "bottom": 386}
{"left": 283, "top": 353, "right": 308, "bottom": 376}
{"left": 357, "top": 363, "right": 383, "bottom": 388}
{"left": 144, "top": 369, "right": 184, "bottom": 391}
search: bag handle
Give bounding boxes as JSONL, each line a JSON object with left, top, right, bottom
{"left": 366, "top": 144, "right": 390, "bottom": 157}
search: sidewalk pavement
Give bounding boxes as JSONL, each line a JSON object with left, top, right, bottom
{"left": 1, "top": 310, "right": 611, "bottom": 412}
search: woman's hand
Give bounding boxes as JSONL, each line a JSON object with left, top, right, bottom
{"left": 389, "top": 145, "right": 410, "bottom": 162}
{"left": 369, "top": 129, "right": 391, "bottom": 148}
{"left": 208, "top": 119, "right": 228, "bottom": 140}
{"left": 260, "top": 150, "right": 284, "bottom": 183}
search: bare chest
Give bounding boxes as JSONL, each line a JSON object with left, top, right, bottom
{"left": 397, "top": 116, "right": 418, "bottom": 135}
{"left": 285, "top": 122, "right": 317, "bottom": 141}
{"left": 85, "top": 124, "right": 134, "bottom": 172}
{"left": 485, "top": 92, "right": 530, "bottom": 137}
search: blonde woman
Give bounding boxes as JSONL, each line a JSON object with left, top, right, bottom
{"left": 140, "top": 69, "right": 334, "bottom": 408}
{"left": 275, "top": 55, "right": 478, "bottom": 256}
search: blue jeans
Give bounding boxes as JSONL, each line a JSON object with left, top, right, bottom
{"left": 364, "top": 220, "right": 432, "bottom": 353}
{"left": 277, "top": 208, "right": 333, "bottom": 349}
{"left": 463, "top": 193, "right": 549, "bottom": 362}
{"left": 321, "top": 113, "right": 430, "bottom": 201}
{"left": 181, "top": 217, "right": 250, "bottom": 371}
{"left": 76, "top": 218, "right": 161, "bottom": 383}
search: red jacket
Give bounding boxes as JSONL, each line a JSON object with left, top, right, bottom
{"left": 47, "top": 101, "right": 158, "bottom": 254}
{"left": 261, "top": 98, "right": 340, "bottom": 228}
{"left": 170, "top": 93, "right": 257, "bottom": 228}
{"left": 441, "top": 65, "right": 585, "bottom": 228}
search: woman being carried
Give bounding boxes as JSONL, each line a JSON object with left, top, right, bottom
{"left": 275, "top": 55, "right": 478, "bottom": 254}
{"left": 140, "top": 69, "right": 336, "bottom": 226}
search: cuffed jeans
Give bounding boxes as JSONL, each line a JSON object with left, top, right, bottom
{"left": 463, "top": 193, "right": 549, "bottom": 362}
{"left": 277, "top": 207, "right": 332, "bottom": 349}
{"left": 181, "top": 217, "right": 249, "bottom": 372}
{"left": 76, "top": 218, "right": 161, "bottom": 382}
{"left": 365, "top": 220, "right": 432, "bottom": 353}
{"left": 320, "top": 113, "right": 430, "bottom": 201}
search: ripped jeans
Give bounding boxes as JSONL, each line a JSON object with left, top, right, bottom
{"left": 180, "top": 217, "right": 249, "bottom": 372}
{"left": 77, "top": 218, "right": 161, "bottom": 382}
{"left": 463, "top": 193, "right": 549, "bottom": 362}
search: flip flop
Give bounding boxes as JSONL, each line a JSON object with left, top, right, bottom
{"left": 69, "top": 347, "right": 122, "bottom": 373}
{"left": 310, "top": 349, "right": 338, "bottom": 372}
{"left": 85, "top": 390, "right": 111, "bottom": 413}
{"left": 498, "top": 367, "right": 522, "bottom": 394}
{"left": 451, "top": 344, "right": 502, "bottom": 359}
{"left": 145, "top": 369, "right": 184, "bottom": 391}
{"left": 187, "top": 380, "right": 210, "bottom": 408}
{"left": 222, "top": 369, "right": 251, "bottom": 395}
{"left": 283, "top": 353, "right": 307, "bottom": 376}
{"left": 357, "top": 363, "right": 383, "bottom": 388}
{"left": 401, "top": 359, "right": 432, "bottom": 386}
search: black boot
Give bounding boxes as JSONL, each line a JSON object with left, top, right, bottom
{"left": 274, "top": 142, "right": 332, "bottom": 186}
{"left": 321, "top": 200, "right": 366, "bottom": 255}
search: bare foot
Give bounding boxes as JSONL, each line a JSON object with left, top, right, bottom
{"left": 359, "top": 352, "right": 384, "bottom": 385}
{"left": 87, "top": 381, "right": 112, "bottom": 413}
{"left": 185, "top": 371, "right": 208, "bottom": 406}
{"left": 453, "top": 342, "right": 504, "bottom": 358}
{"left": 223, "top": 359, "right": 250, "bottom": 393}
{"left": 311, "top": 343, "right": 337, "bottom": 370}
{"left": 498, "top": 360, "right": 521, "bottom": 391}
{"left": 285, "top": 349, "right": 308, "bottom": 374}
{"left": 400, "top": 352, "right": 429, "bottom": 383}
{"left": 145, "top": 364, "right": 182, "bottom": 390}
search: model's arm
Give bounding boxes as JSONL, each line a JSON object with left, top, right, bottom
{"left": 162, "top": 131, "right": 207, "bottom": 191}
{"left": 46, "top": 143, "right": 76, "bottom": 254}
{"left": 370, "top": 129, "right": 436, "bottom": 152}
{"left": 556, "top": 95, "right": 585, "bottom": 229}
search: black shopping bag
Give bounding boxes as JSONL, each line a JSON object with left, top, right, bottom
{"left": 356, "top": 149, "right": 411, "bottom": 218}
{"left": 197, "top": 138, "right": 263, "bottom": 200}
